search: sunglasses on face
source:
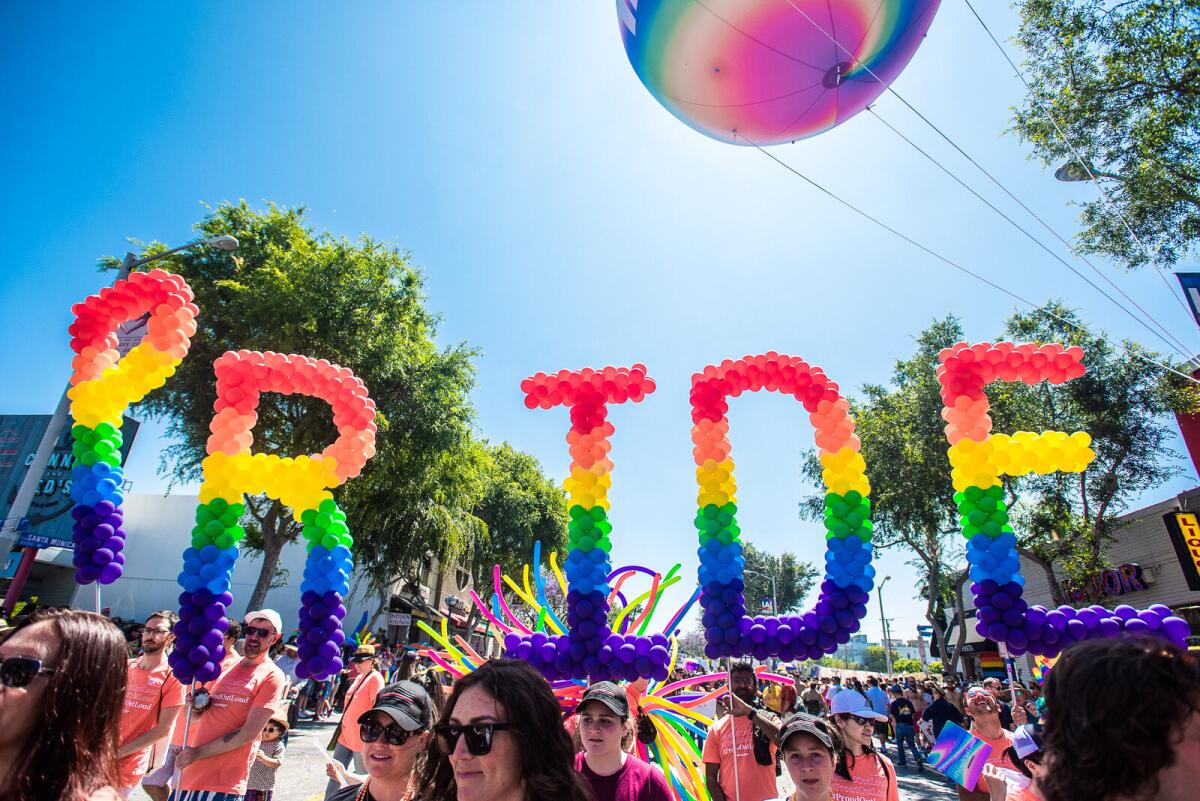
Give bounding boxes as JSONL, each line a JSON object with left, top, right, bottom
{"left": 351, "top": 656, "right": 374, "bottom": 663}
{"left": 837, "top": 714, "right": 873, "bottom": 726}
{"left": 361, "top": 719, "right": 418, "bottom": 746}
{"left": 243, "top": 626, "right": 273, "bottom": 639}
{"left": 434, "top": 723, "right": 513, "bottom": 756}
{"left": 263, "top": 726, "right": 281, "bottom": 734}
{"left": 0, "top": 656, "right": 56, "bottom": 688}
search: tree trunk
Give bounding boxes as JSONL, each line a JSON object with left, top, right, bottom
{"left": 365, "top": 596, "right": 386, "bottom": 639}
{"left": 246, "top": 503, "right": 289, "bottom": 614}
{"left": 1019, "top": 548, "right": 1067, "bottom": 606}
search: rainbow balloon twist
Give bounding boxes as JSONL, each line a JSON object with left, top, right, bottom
{"left": 504, "top": 366, "right": 672, "bottom": 680}
{"left": 693, "top": 354, "right": 874, "bottom": 660}
{"left": 940, "top": 341, "right": 1191, "bottom": 654}
{"left": 67, "top": 269, "right": 198, "bottom": 585}
{"left": 169, "top": 350, "right": 376, "bottom": 683}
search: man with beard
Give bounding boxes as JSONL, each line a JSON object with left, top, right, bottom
{"left": 703, "top": 662, "right": 782, "bottom": 801}
{"left": 956, "top": 687, "right": 1019, "bottom": 801}
{"left": 115, "top": 611, "right": 186, "bottom": 798}
{"left": 174, "top": 610, "right": 286, "bottom": 801}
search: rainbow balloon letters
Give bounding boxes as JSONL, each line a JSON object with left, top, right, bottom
{"left": 169, "top": 350, "right": 376, "bottom": 683}
{"left": 504, "top": 366, "right": 672, "bottom": 680}
{"left": 67, "top": 269, "right": 198, "bottom": 585}
{"left": 693, "top": 354, "right": 873, "bottom": 660}
{"left": 617, "top": 0, "right": 941, "bottom": 145}
{"left": 941, "top": 342, "right": 1192, "bottom": 655}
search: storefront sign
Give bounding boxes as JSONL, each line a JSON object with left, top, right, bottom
{"left": 388, "top": 612, "right": 412, "bottom": 628}
{"left": 1164, "top": 512, "right": 1200, "bottom": 591}
{"left": 1060, "top": 563, "right": 1147, "bottom": 603}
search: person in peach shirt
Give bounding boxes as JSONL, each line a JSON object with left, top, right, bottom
{"left": 115, "top": 610, "right": 185, "bottom": 798}
{"left": 325, "top": 644, "right": 385, "bottom": 799}
{"left": 174, "top": 611, "right": 286, "bottom": 801}
{"left": 142, "top": 622, "right": 240, "bottom": 801}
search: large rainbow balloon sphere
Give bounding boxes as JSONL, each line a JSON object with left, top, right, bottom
{"left": 616, "top": 0, "right": 941, "bottom": 145}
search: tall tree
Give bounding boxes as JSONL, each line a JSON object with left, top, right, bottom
{"left": 111, "top": 201, "right": 485, "bottom": 613}
{"left": 741, "top": 540, "right": 819, "bottom": 615}
{"left": 801, "top": 317, "right": 970, "bottom": 673}
{"left": 1012, "top": 0, "right": 1200, "bottom": 267}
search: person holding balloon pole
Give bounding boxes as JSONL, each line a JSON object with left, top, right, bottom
{"left": 173, "top": 610, "right": 286, "bottom": 801}
{"left": 703, "top": 661, "right": 782, "bottom": 801}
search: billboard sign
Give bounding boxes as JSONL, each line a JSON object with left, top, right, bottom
{"left": 0, "top": 414, "right": 139, "bottom": 550}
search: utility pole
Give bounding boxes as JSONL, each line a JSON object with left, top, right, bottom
{"left": 878, "top": 575, "right": 893, "bottom": 675}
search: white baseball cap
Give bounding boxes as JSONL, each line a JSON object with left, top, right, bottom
{"left": 830, "top": 690, "right": 887, "bottom": 721}
{"left": 244, "top": 609, "right": 283, "bottom": 635}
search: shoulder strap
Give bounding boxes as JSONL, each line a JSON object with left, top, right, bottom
{"left": 338, "top": 669, "right": 377, "bottom": 727}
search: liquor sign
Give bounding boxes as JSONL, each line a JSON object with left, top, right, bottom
{"left": 1164, "top": 512, "right": 1200, "bottom": 591}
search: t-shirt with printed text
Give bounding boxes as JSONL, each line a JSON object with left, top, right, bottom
{"left": 171, "top": 649, "right": 242, "bottom": 748}
{"left": 970, "top": 729, "right": 1016, "bottom": 794}
{"left": 116, "top": 658, "right": 184, "bottom": 790}
{"left": 338, "top": 670, "right": 387, "bottom": 751}
{"left": 178, "top": 657, "right": 285, "bottom": 795}
{"left": 830, "top": 750, "right": 899, "bottom": 801}
{"left": 701, "top": 714, "right": 778, "bottom": 801}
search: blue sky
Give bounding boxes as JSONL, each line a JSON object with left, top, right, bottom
{"left": 2, "top": 2, "right": 1196, "bottom": 647}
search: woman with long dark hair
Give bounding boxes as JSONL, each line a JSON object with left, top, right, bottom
{"left": 0, "top": 608, "right": 128, "bottom": 801}
{"left": 414, "top": 658, "right": 589, "bottom": 801}
{"left": 827, "top": 692, "right": 898, "bottom": 801}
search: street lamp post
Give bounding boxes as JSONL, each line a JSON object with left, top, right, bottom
{"left": 744, "top": 567, "right": 777, "bottom": 617}
{"left": 1, "top": 236, "right": 238, "bottom": 615}
{"left": 878, "top": 575, "right": 893, "bottom": 676}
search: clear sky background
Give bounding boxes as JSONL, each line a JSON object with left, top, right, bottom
{"left": 2, "top": 2, "right": 1197, "bottom": 647}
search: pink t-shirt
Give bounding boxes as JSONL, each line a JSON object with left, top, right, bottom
{"left": 701, "top": 714, "right": 778, "bottom": 801}
{"left": 116, "top": 659, "right": 184, "bottom": 789}
{"left": 830, "top": 750, "right": 899, "bottom": 801}
{"left": 970, "top": 729, "right": 1016, "bottom": 793}
{"left": 338, "top": 671, "right": 386, "bottom": 751}
{"left": 178, "top": 658, "right": 285, "bottom": 795}
{"left": 575, "top": 752, "right": 673, "bottom": 801}
{"left": 171, "top": 650, "right": 241, "bottom": 748}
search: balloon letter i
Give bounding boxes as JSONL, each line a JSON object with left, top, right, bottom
{"left": 169, "top": 350, "right": 376, "bottom": 683}
{"left": 505, "top": 365, "right": 673, "bottom": 681}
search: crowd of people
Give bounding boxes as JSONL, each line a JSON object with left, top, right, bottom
{"left": 0, "top": 607, "right": 1197, "bottom": 801}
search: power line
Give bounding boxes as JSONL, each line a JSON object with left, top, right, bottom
{"left": 867, "top": 107, "right": 1193, "bottom": 358}
{"left": 776, "top": 0, "right": 1199, "bottom": 356}
{"left": 736, "top": 131, "right": 1200, "bottom": 386}
{"left": 960, "top": 0, "right": 1196, "bottom": 325}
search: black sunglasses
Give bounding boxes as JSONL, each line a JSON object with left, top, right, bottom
{"left": 361, "top": 719, "right": 418, "bottom": 746}
{"left": 837, "top": 713, "right": 874, "bottom": 726}
{"left": 434, "top": 723, "right": 513, "bottom": 756}
{"left": 351, "top": 655, "right": 374, "bottom": 663}
{"left": 1, "top": 656, "right": 56, "bottom": 688}
{"left": 243, "top": 625, "right": 273, "bottom": 639}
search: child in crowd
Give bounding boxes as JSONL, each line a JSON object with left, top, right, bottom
{"left": 246, "top": 707, "right": 288, "bottom": 801}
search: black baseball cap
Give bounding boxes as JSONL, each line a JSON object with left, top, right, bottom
{"left": 357, "top": 680, "right": 433, "bottom": 731}
{"left": 777, "top": 714, "right": 834, "bottom": 750}
{"left": 579, "top": 681, "right": 630, "bottom": 718}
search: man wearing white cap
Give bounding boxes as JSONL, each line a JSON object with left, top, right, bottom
{"left": 173, "top": 610, "right": 287, "bottom": 801}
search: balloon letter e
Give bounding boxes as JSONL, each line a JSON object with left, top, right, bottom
{"left": 940, "top": 341, "right": 1190, "bottom": 656}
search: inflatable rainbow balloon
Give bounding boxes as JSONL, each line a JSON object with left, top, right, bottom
{"left": 617, "top": 0, "right": 941, "bottom": 145}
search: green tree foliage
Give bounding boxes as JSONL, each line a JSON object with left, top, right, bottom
{"left": 892, "top": 658, "right": 924, "bottom": 674}
{"left": 1012, "top": 0, "right": 1200, "bottom": 267}
{"left": 927, "top": 660, "right": 944, "bottom": 674}
{"left": 111, "top": 202, "right": 559, "bottom": 616}
{"left": 801, "top": 317, "right": 969, "bottom": 673}
{"left": 863, "top": 645, "right": 900, "bottom": 673}
{"left": 741, "top": 540, "right": 819, "bottom": 615}
{"left": 468, "top": 444, "right": 568, "bottom": 586}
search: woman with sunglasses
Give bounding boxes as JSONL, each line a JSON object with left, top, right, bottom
{"left": 0, "top": 608, "right": 128, "bottom": 801}
{"left": 327, "top": 680, "right": 434, "bottom": 801}
{"left": 415, "top": 658, "right": 590, "bottom": 801}
{"left": 827, "top": 692, "right": 898, "bottom": 801}
{"left": 327, "top": 644, "right": 386, "bottom": 799}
